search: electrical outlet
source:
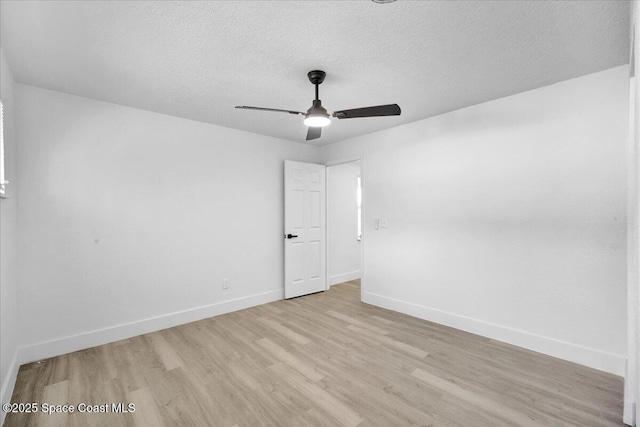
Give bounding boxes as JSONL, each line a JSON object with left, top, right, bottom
{"left": 222, "top": 278, "right": 230, "bottom": 290}
{"left": 381, "top": 218, "right": 388, "bottom": 228}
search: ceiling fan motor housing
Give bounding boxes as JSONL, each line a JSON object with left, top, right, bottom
{"left": 307, "top": 99, "right": 329, "bottom": 117}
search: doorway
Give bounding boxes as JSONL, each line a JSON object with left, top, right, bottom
{"left": 326, "top": 160, "right": 363, "bottom": 292}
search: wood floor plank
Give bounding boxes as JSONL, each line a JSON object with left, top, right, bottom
{"left": 326, "top": 310, "right": 389, "bottom": 335}
{"left": 4, "top": 280, "right": 625, "bottom": 426}
{"left": 346, "top": 324, "right": 429, "bottom": 359}
{"left": 36, "top": 380, "right": 69, "bottom": 427}
{"left": 258, "top": 317, "right": 312, "bottom": 346}
{"left": 412, "top": 367, "right": 545, "bottom": 426}
{"left": 145, "top": 332, "right": 184, "bottom": 371}
{"left": 269, "top": 363, "right": 363, "bottom": 427}
{"left": 127, "top": 388, "right": 166, "bottom": 427}
{"left": 255, "top": 338, "right": 324, "bottom": 382}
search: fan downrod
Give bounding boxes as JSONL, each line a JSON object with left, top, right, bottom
{"left": 307, "top": 70, "right": 326, "bottom": 85}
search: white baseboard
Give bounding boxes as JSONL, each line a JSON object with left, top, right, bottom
{"left": 363, "top": 292, "right": 626, "bottom": 376}
{"left": 18, "top": 289, "right": 283, "bottom": 366}
{"left": 329, "top": 270, "right": 361, "bottom": 287}
{"left": 623, "top": 399, "right": 636, "bottom": 426}
{"left": 1, "top": 349, "right": 20, "bottom": 425}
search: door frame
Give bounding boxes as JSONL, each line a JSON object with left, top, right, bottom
{"left": 325, "top": 157, "right": 365, "bottom": 302}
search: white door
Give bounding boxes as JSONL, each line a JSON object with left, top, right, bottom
{"left": 284, "top": 160, "right": 326, "bottom": 299}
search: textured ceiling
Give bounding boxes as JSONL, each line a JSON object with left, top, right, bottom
{"left": 0, "top": 1, "right": 630, "bottom": 145}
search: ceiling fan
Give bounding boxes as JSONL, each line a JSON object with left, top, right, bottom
{"left": 235, "top": 70, "right": 401, "bottom": 141}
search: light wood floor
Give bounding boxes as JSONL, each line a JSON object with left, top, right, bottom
{"left": 5, "top": 281, "right": 624, "bottom": 427}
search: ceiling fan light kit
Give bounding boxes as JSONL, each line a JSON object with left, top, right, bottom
{"left": 304, "top": 115, "right": 330, "bottom": 128}
{"left": 303, "top": 100, "right": 330, "bottom": 127}
{"left": 235, "top": 69, "right": 401, "bottom": 141}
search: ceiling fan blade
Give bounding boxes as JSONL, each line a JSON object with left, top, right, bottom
{"left": 306, "top": 126, "right": 322, "bottom": 141}
{"left": 235, "top": 106, "right": 305, "bottom": 116}
{"left": 333, "top": 104, "right": 401, "bottom": 119}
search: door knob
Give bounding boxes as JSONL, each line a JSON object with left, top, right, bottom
{"left": 286, "top": 234, "right": 298, "bottom": 239}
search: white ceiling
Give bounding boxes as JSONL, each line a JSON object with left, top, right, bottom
{"left": 0, "top": 1, "right": 630, "bottom": 145}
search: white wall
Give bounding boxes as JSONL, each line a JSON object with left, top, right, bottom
{"left": 624, "top": 3, "right": 639, "bottom": 424}
{"left": 0, "top": 49, "right": 20, "bottom": 420}
{"left": 327, "top": 161, "right": 361, "bottom": 286}
{"left": 15, "top": 85, "right": 319, "bottom": 362}
{"left": 322, "top": 66, "right": 629, "bottom": 375}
